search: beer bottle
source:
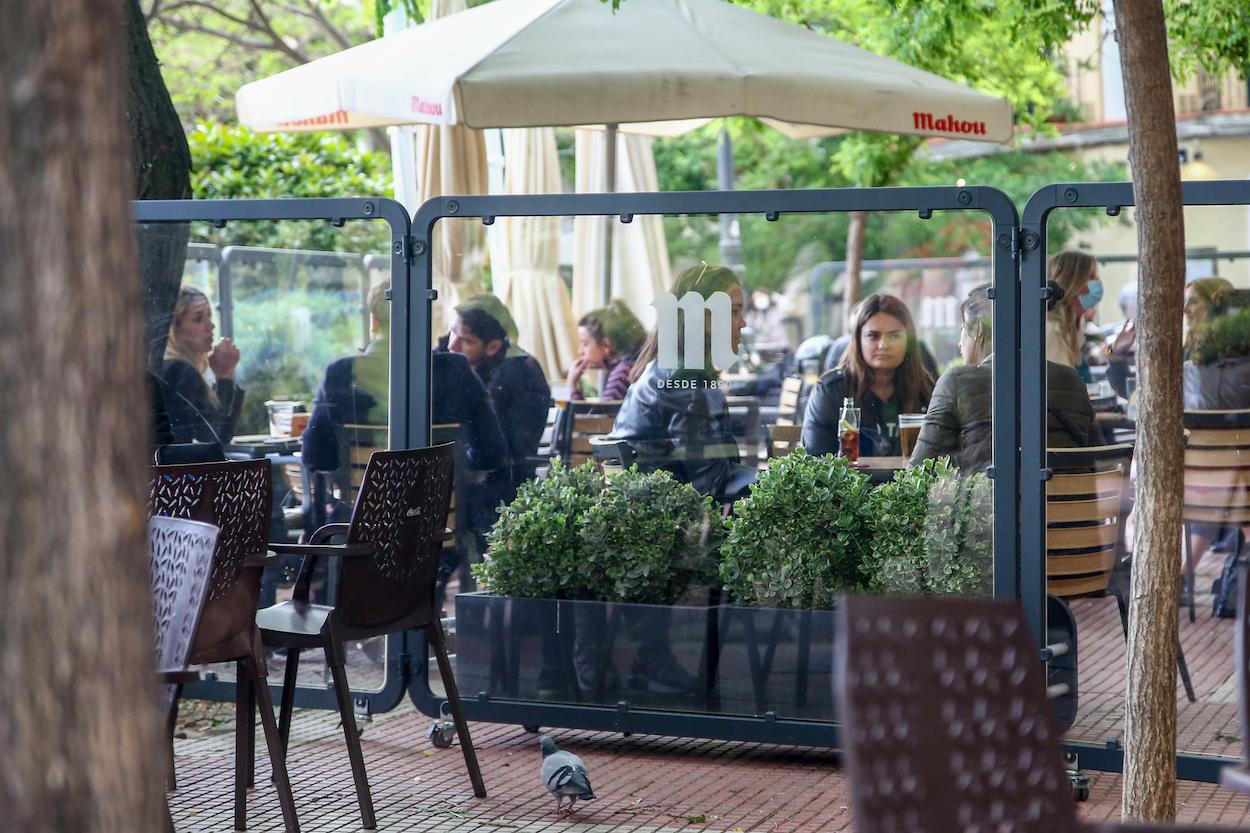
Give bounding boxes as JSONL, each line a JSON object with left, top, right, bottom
{"left": 839, "top": 397, "right": 860, "bottom": 462}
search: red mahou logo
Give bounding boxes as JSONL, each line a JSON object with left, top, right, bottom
{"left": 411, "top": 96, "right": 444, "bottom": 117}
{"left": 913, "top": 111, "right": 987, "bottom": 136}
{"left": 277, "top": 108, "right": 349, "bottom": 128}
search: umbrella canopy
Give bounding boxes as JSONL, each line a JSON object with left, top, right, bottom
{"left": 236, "top": 0, "right": 1012, "bottom": 143}
{"left": 489, "top": 128, "right": 578, "bottom": 378}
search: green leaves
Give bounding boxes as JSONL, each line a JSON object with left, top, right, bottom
{"left": 474, "top": 463, "right": 719, "bottom": 604}
{"left": 862, "top": 457, "right": 993, "bottom": 596}
{"left": 719, "top": 449, "right": 873, "bottom": 609}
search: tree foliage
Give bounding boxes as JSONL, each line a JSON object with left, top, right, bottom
{"left": 144, "top": 0, "right": 373, "bottom": 126}
{"left": 189, "top": 121, "right": 393, "bottom": 252}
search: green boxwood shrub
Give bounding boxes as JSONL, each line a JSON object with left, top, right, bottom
{"left": 473, "top": 461, "right": 603, "bottom": 599}
{"left": 863, "top": 457, "right": 993, "bottom": 596}
{"left": 582, "top": 467, "right": 723, "bottom": 605}
{"left": 719, "top": 449, "right": 873, "bottom": 609}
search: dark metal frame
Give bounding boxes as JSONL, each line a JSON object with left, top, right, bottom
{"left": 134, "top": 197, "right": 416, "bottom": 715}
{"left": 405, "top": 186, "right": 1022, "bottom": 746}
{"left": 1020, "top": 179, "right": 1250, "bottom": 784}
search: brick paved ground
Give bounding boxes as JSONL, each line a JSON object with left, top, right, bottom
{"left": 170, "top": 555, "right": 1249, "bottom": 832}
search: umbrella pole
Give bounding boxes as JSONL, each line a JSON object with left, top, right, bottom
{"left": 601, "top": 123, "right": 618, "bottom": 307}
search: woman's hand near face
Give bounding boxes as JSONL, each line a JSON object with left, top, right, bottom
{"left": 566, "top": 356, "right": 588, "bottom": 390}
{"left": 209, "top": 337, "right": 240, "bottom": 379}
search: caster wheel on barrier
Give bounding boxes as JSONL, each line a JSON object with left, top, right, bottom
{"left": 427, "top": 720, "right": 455, "bottom": 748}
{"left": 522, "top": 723, "right": 541, "bottom": 734}
{"left": 1070, "top": 776, "right": 1090, "bottom": 802}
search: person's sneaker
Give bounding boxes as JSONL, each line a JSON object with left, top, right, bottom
{"left": 629, "top": 652, "right": 695, "bottom": 695}
{"left": 573, "top": 656, "right": 622, "bottom": 697}
{"left": 537, "top": 667, "right": 569, "bottom": 701}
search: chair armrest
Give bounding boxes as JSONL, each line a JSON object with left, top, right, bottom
{"left": 156, "top": 669, "right": 202, "bottom": 686}
{"left": 243, "top": 549, "right": 282, "bottom": 567}
{"left": 309, "top": 523, "right": 351, "bottom": 545}
{"left": 269, "top": 541, "right": 374, "bottom": 558}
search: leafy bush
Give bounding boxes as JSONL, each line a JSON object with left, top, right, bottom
{"left": 582, "top": 468, "right": 723, "bottom": 605}
{"left": 1189, "top": 306, "right": 1250, "bottom": 365}
{"left": 864, "top": 457, "right": 993, "bottom": 596}
{"left": 474, "top": 462, "right": 603, "bottom": 600}
{"left": 719, "top": 449, "right": 872, "bottom": 609}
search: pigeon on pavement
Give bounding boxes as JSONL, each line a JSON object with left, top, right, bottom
{"left": 539, "top": 735, "right": 596, "bottom": 815}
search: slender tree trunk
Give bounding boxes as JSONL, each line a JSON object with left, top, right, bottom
{"left": 843, "top": 210, "right": 868, "bottom": 334}
{"left": 0, "top": 0, "right": 164, "bottom": 830}
{"left": 1113, "top": 0, "right": 1185, "bottom": 821}
{"left": 126, "top": 0, "right": 192, "bottom": 367}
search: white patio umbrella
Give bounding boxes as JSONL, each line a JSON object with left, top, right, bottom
{"left": 489, "top": 128, "right": 578, "bottom": 379}
{"left": 236, "top": 0, "right": 1013, "bottom": 320}
{"left": 571, "top": 130, "right": 672, "bottom": 329}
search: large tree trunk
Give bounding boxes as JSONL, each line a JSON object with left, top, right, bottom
{"left": 0, "top": 0, "right": 164, "bottom": 830}
{"left": 1113, "top": 0, "right": 1186, "bottom": 821}
{"left": 126, "top": 0, "right": 192, "bottom": 367}
{"left": 843, "top": 210, "right": 868, "bottom": 334}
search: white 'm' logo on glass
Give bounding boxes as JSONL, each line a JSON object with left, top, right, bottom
{"left": 651, "top": 291, "right": 737, "bottom": 371}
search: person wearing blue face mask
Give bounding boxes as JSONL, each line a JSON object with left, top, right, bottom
{"left": 1072, "top": 273, "right": 1104, "bottom": 383}
{"left": 1046, "top": 250, "right": 1100, "bottom": 380}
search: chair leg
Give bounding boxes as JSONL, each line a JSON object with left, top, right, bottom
{"left": 247, "top": 651, "right": 301, "bottom": 833}
{"left": 1184, "top": 525, "right": 1197, "bottom": 623}
{"left": 166, "top": 687, "right": 181, "bottom": 792}
{"left": 278, "top": 648, "right": 301, "bottom": 756}
{"left": 325, "top": 637, "right": 376, "bottom": 829}
{"left": 430, "top": 618, "right": 487, "bottom": 798}
{"left": 234, "top": 661, "right": 251, "bottom": 831}
{"left": 1177, "top": 639, "right": 1197, "bottom": 703}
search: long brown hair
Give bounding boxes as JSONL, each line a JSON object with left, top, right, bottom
{"left": 1046, "top": 250, "right": 1095, "bottom": 355}
{"left": 1184, "top": 276, "right": 1234, "bottom": 353}
{"left": 839, "top": 293, "right": 933, "bottom": 412}
{"left": 631, "top": 263, "right": 742, "bottom": 382}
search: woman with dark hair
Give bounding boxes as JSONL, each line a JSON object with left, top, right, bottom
{"left": 802, "top": 294, "right": 934, "bottom": 458}
{"left": 161, "top": 285, "right": 244, "bottom": 443}
{"left": 910, "top": 285, "right": 1101, "bottom": 473}
{"left": 568, "top": 299, "right": 646, "bottom": 401}
{"left": 609, "top": 262, "right": 756, "bottom": 501}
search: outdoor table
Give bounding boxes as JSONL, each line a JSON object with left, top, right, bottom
{"left": 225, "top": 434, "right": 303, "bottom": 458}
{"left": 855, "top": 456, "right": 909, "bottom": 484}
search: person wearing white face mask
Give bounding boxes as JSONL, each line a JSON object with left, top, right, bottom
{"left": 1045, "top": 250, "right": 1099, "bottom": 382}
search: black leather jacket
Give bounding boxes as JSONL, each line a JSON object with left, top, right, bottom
{"left": 608, "top": 362, "right": 756, "bottom": 499}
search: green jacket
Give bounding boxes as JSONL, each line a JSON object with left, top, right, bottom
{"left": 910, "top": 359, "right": 1103, "bottom": 473}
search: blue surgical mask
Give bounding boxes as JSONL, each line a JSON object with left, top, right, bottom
{"left": 1080, "top": 279, "right": 1104, "bottom": 310}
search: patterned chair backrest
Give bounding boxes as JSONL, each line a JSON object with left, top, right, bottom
{"left": 147, "top": 515, "right": 219, "bottom": 715}
{"left": 336, "top": 443, "right": 456, "bottom": 630}
{"left": 1238, "top": 555, "right": 1250, "bottom": 771}
{"left": 837, "top": 594, "right": 1077, "bottom": 833}
{"left": 149, "top": 459, "right": 271, "bottom": 656}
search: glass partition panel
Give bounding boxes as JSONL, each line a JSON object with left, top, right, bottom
{"left": 139, "top": 217, "right": 395, "bottom": 697}
{"left": 1041, "top": 202, "right": 1247, "bottom": 763}
{"left": 429, "top": 205, "right": 1003, "bottom": 718}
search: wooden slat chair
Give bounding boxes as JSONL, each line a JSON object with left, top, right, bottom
{"left": 527, "top": 403, "right": 561, "bottom": 476}
{"left": 1182, "top": 409, "right": 1250, "bottom": 622}
{"left": 1045, "top": 445, "right": 1133, "bottom": 600}
{"left": 258, "top": 444, "right": 484, "bottom": 829}
{"left": 777, "top": 376, "right": 804, "bottom": 423}
{"left": 555, "top": 399, "right": 623, "bottom": 469}
{"left": 767, "top": 422, "right": 802, "bottom": 459}
{"left": 1047, "top": 444, "right": 1195, "bottom": 703}
{"left": 726, "top": 395, "right": 763, "bottom": 462}
{"left": 1221, "top": 550, "right": 1250, "bottom": 793}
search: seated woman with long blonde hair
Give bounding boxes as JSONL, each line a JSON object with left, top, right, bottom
{"left": 160, "top": 285, "right": 244, "bottom": 444}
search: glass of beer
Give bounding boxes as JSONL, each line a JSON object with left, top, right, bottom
{"left": 899, "top": 413, "right": 926, "bottom": 458}
{"left": 839, "top": 397, "right": 860, "bottom": 462}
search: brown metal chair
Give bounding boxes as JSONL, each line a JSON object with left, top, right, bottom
{"left": 837, "top": 594, "right": 1229, "bottom": 833}
{"left": 1222, "top": 553, "right": 1250, "bottom": 793}
{"left": 151, "top": 458, "right": 300, "bottom": 833}
{"left": 258, "top": 443, "right": 485, "bottom": 830}
{"left": 148, "top": 515, "right": 219, "bottom": 832}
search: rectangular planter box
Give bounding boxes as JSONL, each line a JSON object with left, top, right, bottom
{"left": 455, "top": 592, "right": 837, "bottom": 721}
